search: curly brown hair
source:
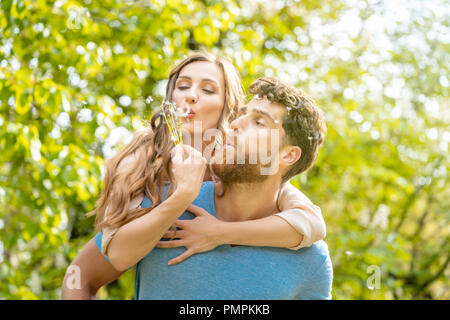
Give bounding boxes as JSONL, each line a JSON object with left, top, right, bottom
{"left": 249, "top": 77, "right": 326, "bottom": 182}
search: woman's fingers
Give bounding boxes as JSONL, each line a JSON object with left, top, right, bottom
{"left": 183, "top": 144, "right": 197, "bottom": 157}
{"left": 162, "top": 229, "right": 187, "bottom": 239}
{"left": 162, "top": 230, "right": 177, "bottom": 239}
{"left": 186, "top": 204, "right": 208, "bottom": 216}
{"left": 170, "top": 145, "right": 206, "bottom": 197}
{"left": 156, "top": 240, "right": 186, "bottom": 248}
{"left": 167, "top": 249, "right": 194, "bottom": 266}
{"left": 181, "top": 145, "right": 206, "bottom": 165}
{"left": 172, "top": 219, "right": 188, "bottom": 229}
{"left": 171, "top": 145, "right": 184, "bottom": 162}
{"left": 177, "top": 145, "right": 195, "bottom": 163}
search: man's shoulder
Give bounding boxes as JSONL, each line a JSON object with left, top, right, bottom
{"left": 142, "top": 181, "right": 215, "bottom": 208}
{"left": 298, "top": 241, "right": 333, "bottom": 287}
{"left": 296, "top": 241, "right": 333, "bottom": 299}
{"left": 275, "top": 240, "right": 331, "bottom": 275}
{"left": 236, "top": 240, "right": 331, "bottom": 268}
{"left": 231, "top": 241, "right": 332, "bottom": 297}
{"left": 297, "top": 240, "right": 332, "bottom": 272}
{"left": 298, "top": 240, "right": 330, "bottom": 260}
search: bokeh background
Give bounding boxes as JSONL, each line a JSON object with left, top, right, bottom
{"left": 0, "top": 0, "right": 449, "bottom": 299}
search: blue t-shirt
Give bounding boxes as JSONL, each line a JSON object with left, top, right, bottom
{"left": 95, "top": 182, "right": 333, "bottom": 299}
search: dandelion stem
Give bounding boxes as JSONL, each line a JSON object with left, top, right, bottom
{"left": 162, "top": 110, "right": 176, "bottom": 139}
{"left": 178, "top": 117, "right": 183, "bottom": 146}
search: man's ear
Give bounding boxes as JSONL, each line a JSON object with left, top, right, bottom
{"left": 280, "top": 145, "right": 301, "bottom": 167}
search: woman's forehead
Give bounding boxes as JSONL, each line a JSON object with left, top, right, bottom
{"left": 179, "top": 61, "right": 224, "bottom": 83}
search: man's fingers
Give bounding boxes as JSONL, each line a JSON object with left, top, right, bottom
{"left": 168, "top": 250, "right": 194, "bottom": 266}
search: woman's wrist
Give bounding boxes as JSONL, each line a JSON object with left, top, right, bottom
{"left": 172, "top": 187, "right": 198, "bottom": 204}
{"left": 216, "top": 221, "right": 237, "bottom": 246}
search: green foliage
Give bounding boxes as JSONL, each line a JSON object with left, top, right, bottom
{"left": 1, "top": 0, "right": 448, "bottom": 299}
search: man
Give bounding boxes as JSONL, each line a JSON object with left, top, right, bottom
{"left": 62, "top": 77, "right": 332, "bottom": 299}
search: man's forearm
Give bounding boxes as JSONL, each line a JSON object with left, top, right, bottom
{"left": 107, "top": 190, "right": 194, "bottom": 271}
{"left": 220, "top": 215, "right": 303, "bottom": 248}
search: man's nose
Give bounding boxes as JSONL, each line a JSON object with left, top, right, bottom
{"left": 230, "top": 117, "right": 244, "bottom": 133}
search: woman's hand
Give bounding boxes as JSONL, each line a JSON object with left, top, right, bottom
{"left": 171, "top": 145, "right": 207, "bottom": 201}
{"left": 156, "top": 204, "right": 224, "bottom": 265}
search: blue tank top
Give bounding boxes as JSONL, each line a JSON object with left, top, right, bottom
{"left": 95, "top": 182, "right": 333, "bottom": 299}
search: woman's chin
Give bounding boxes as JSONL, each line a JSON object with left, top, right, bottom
{"left": 181, "top": 120, "right": 216, "bottom": 135}
{"left": 180, "top": 123, "right": 193, "bottom": 135}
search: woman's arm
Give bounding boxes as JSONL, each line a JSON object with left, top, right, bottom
{"left": 101, "top": 193, "right": 144, "bottom": 257}
{"left": 106, "top": 145, "right": 207, "bottom": 271}
{"left": 61, "top": 237, "right": 125, "bottom": 299}
{"left": 157, "top": 182, "right": 325, "bottom": 265}
{"left": 157, "top": 205, "right": 304, "bottom": 265}
{"left": 223, "top": 181, "right": 325, "bottom": 249}
{"left": 219, "top": 215, "right": 304, "bottom": 247}
{"left": 275, "top": 181, "right": 326, "bottom": 248}
{"left": 107, "top": 189, "right": 197, "bottom": 271}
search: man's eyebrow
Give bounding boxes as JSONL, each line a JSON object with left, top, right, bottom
{"left": 177, "top": 75, "right": 219, "bottom": 85}
{"left": 237, "top": 106, "right": 276, "bottom": 124}
{"left": 251, "top": 107, "right": 277, "bottom": 125}
{"left": 237, "top": 106, "right": 247, "bottom": 114}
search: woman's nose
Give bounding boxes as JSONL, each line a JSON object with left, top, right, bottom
{"left": 186, "top": 89, "right": 198, "bottom": 104}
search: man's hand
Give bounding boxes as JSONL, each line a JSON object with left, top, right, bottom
{"left": 156, "top": 204, "right": 224, "bottom": 265}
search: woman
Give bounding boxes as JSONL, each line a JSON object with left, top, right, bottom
{"left": 87, "top": 52, "right": 245, "bottom": 266}
{"left": 62, "top": 52, "right": 325, "bottom": 298}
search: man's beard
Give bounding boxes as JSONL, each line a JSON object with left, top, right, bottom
{"left": 210, "top": 148, "right": 270, "bottom": 184}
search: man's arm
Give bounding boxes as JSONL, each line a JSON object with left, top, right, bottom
{"left": 61, "top": 238, "right": 125, "bottom": 299}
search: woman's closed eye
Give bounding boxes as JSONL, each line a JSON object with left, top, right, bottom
{"left": 176, "top": 84, "right": 216, "bottom": 94}
{"left": 202, "top": 83, "right": 218, "bottom": 94}
{"left": 202, "top": 88, "right": 216, "bottom": 94}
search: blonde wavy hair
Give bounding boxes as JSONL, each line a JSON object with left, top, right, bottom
{"left": 87, "top": 52, "right": 244, "bottom": 231}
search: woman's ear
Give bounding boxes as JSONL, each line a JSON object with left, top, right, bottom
{"left": 280, "top": 146, "right": 302, "bottom": 167}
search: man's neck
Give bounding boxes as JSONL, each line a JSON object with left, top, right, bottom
{"left": 214, "top": 176, "right": 281, "bottom": 222}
